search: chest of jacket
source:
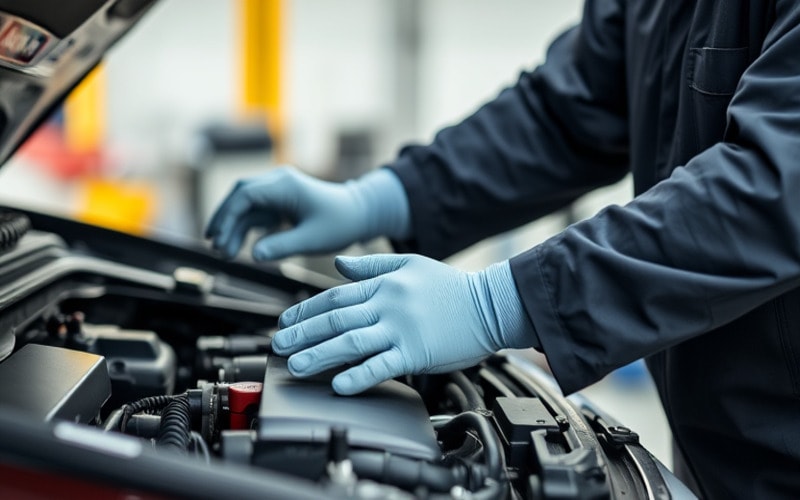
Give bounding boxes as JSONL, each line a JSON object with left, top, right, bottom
{"left": 624, "top": 0, "right": 775, "bottom": 194}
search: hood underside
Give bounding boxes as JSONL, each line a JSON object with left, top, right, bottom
{"left": 0, "top": 0, "right": 156, "bottom": 167}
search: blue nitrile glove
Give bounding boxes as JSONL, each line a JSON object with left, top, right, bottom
{"left": 205, "top": 166, "right": 411, "bottom": 260}
{"left": 272, "top": 254, "right": 537, "bottom": 395}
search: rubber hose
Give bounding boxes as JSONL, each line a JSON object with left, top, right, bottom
{"left": 444, "top": 383, "right": 472, "bottom": 413}
{"left": 0, "top": 212, "right": 30, "bottom": 251}
{"left": 450, "top": 372, "right": 486, "bottom": 412}
{"left": 156, "top": 395, "right": 191, "bottom": 454}
{"left": 348, "top": 450, "right": 467, "bottom": 492}
{"left": 120, "top": 394, "right": 180, "bottom": 431}
{"left": 435, "top": 411, "right": 505, "bottom": 481}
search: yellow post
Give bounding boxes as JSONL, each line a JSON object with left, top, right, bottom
{"left": 64, "top": 64, "right": 106, "bottom": 152}
{"left": 239, "top": 0, "right": 285, "bottom": 147}
{"left": 65, "top": 65, "right": 156, "bottom": 235}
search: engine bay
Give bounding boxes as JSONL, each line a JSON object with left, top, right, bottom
{"left": 0, "top": 209, "right": 677, "bottom": 500}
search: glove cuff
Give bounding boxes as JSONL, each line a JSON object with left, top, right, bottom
{"left": 349, "top": 168, "right": 412, "bottom": 242}
{"left": 475, "top": 260, "right": 540, "bottom": 351}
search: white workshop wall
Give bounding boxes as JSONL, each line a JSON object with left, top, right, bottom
{"left": 416, "top": 0, "right": 582, "bottom": 142}
{"left": 100, "top": 0, "right": 587, "bottom": 178}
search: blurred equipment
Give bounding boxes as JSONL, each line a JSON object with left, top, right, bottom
{"left": 187, "top": 121, "right": 273, "bottom": 237}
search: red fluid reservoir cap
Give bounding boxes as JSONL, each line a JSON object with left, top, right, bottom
{"left": 228, "top": 381, "right": 263, "bottom": 413}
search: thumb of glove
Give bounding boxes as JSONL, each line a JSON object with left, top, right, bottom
{"left": 334, "top": 254, "right": 408, "bottom": 281}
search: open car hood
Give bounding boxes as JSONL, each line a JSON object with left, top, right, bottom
{"left": 0, "top": 0, "right": 155, "bottom": 167}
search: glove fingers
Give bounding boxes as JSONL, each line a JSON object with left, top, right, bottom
{"left": 253, "top": 218, "right": 351, "bottom": 260}
{"left": 208, "top": 171, "right": 296, "bottom": 248}
{"left": 279, "top": 280, "right": 377, "bottom": 327}
{"left": 216, "top": 211, "right": 280, "bottom": 259}
{"left": 331, "top": 349, "right": 405, "bottom": 395}
{"left": 272, "top": 304, "right": 379, "bottom": 355}
{"left": 205, "top": 179, "right": 249, "bottom": 239}
{"left": 286, "top": 325, "right": 392, "bottom": 377}
{"left": 334, "top": 254, "right": 408, "bottom": 281}
{"left": 207, "top": 180, "right": 265, "bottom": 242}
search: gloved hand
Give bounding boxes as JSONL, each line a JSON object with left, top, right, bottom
{"left": 272, "top": 254, "right": 537, "bottom": 395}
{"left": 205, "top": 166, "right": 411, "bottom": 260}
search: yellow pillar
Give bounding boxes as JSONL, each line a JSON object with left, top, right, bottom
{"left": 65, "top": 65, "right": 155, "bottom": 235}
{"left": 64, "top": 65, "right": 106, "bottom": 152}
{"left": 239, "top": 0, "right": 285, "bottom": 142}
{"left": 66, "top": 3, "right": 287, "bottom": 146}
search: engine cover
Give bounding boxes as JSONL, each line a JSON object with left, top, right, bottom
{"left": 0, "top": 344, "right": 110, "bottom": 423}
{"left": 257, "top": 356, "right": 438, "bottom": 462}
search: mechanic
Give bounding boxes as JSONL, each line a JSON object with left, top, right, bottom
{"left": 206, "top": 1, "right": 800, "bottom": 497}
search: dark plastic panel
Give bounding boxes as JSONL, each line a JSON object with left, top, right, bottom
{"left": 0, "top": 344, "right": 110, "bottom": 423}
{"left": 258, "top": 356, "right": 439, "bottom": 461}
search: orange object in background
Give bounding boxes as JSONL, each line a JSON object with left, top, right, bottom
{"left": 76, "top": 178, "right": 156, "bottom": 236}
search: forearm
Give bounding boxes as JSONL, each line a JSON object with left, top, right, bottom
{"left": 514, "top": 143, "right": 800, "bottom": 394}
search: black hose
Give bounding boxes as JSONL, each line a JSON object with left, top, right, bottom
{"left": 450, "top": 372, "right": 487, "bottom": 412}
{"left": 156, "top": 394, "right": 191, "bottom": 454}
{"left": 348, "top": 450, "right": 468, "bottom": 492}
{"left": 119, "top": 394, "right": 181, "bottom": 431}
{"left": 124, "top": 414, "right": 163, "bottom": 438}
{"left": 0, "top": 212, "right": 30, "bottom": 251}
{"left": 191, "top": 431, "right": 211, "bottom": 464}
{"left": 444, "top": 383, "right": 472, "bottom": 413}
{"left": 435, "top": 411, "right": 505, "bottom": 482}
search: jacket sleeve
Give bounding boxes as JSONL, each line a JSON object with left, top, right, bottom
{"left": 387, "top": 0, "right": 629, "bottom": 259}
{"left": 513, "top": 2, "right": 800, "bottom": 394}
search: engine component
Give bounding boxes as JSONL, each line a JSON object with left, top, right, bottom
{"left": 325, "top": 427, "right": 355, "bottom": 487}
{"left": 195, "top": 334, "right": 270, "bottom": 381}
{"left": 492, "top": 396, "right": 559, "bottom": 468}
{"left": 221, "top": 381, "right": 262, "bottom": 430}
{"left": 64, "top": 321, "right": 177, "bottom": 405}
{"left": 218, "top": 355, "right": 267, "bottom": 383}
{"left": 0, "top": 211, "right": 30, "bottom": 251}
{"left": 253, "top": 356, "right": 439, "bottom": 480}
{"left": 0, "top": 344, "right": 110, "bottom": 423}
{"left": 258, "top": 355, "right": 438, "bottom": 458}
{"left": 156, "top": 394, "right": 191, "bottom": 454}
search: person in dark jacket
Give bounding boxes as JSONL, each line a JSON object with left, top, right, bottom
{"left": 206, "top": 1, "right": 800, "bottom": 497}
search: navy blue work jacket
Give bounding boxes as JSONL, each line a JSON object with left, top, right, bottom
{"left": 388, "top": 1, "right": 800, "bottom": 497}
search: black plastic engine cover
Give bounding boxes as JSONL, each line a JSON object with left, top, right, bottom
{"left": 0, "top": 344, "right": 110, "bottom": 423}
{"left": 257, "top": 356, "right": 438, "bottom": 463}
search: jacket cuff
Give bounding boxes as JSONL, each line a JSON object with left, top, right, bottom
{"left": 509, "top": 241, "right": 590, "bottom": 395}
